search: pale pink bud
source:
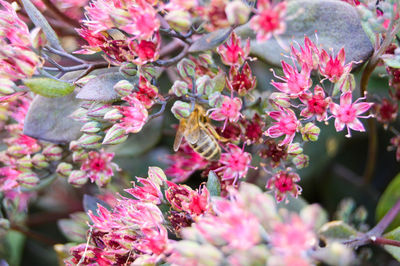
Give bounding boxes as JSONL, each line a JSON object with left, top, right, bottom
{"left": 75, "top": 75, "right": 96, "bottom": 87}
{"left": 148, "top": 166, "right": 167, "bottom": 186}
{"left": 42, "top": 144, "right": 63, "bottom": 161}
{"left": 114, "top": 80, "right": 134, "bottom": 97}
{"left": 171, "top": 101, "right": 191, "bottom": 119}
{"left": 0, "top": 77, "right": 15, "bottom": 95}
{"left": 68, "top": 141, "right": 80, "bottom": 152}
{"left": 87, "top": 103, "right": 114, "bottom": 118}
{"left": 301, "top": 122, "right": 320, "bottom": 142}
{"left": 225, "top": 0, "right": 250, "bottom": 25}
{"left": 17, "top": 172, "right": 39, "bottom": 189}
{"left": 69, "top": 108, "right": 90, "bottom": 123}
{"left": 269, "top": 92, "right": 291, "bottom": 108}
{"left": 80, "top": 121, "right": 102, "bottom": 133}
{"left": 165, "top": 10, "right": 192, "bottom": 32}
{"left": 68, "top": 170, "right": 88, "bottom": 187}
{"left": 17, "top": 155, "right": 32, "bottom": 171}
{"left": 102, "top": 124, "right": 128, "bottom": 145}
{"left": 32, "top": 153, "right": 49, "bottom": 169}
{"left": 77, "top": 134, "right": 102, "bottom": 149}
{"left": 171, "top": 80, "right": 188, "bottom": 97}
{"left": 56, "top": 162, "right": 73, "bottom": 177}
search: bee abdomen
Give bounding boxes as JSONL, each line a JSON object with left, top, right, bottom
{"left": 190, "top": 130, "right": 220, "bottom": 161}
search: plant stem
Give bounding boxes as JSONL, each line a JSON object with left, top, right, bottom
{"left": 41, "top": 0, "right": 81, "bottom": 28}
{"left": 373, "top": 237, "right": 400, "bottom": 247}
{"left": 11, "top": 225, "right": 58, "bottom": 246}
{"left": 154, "top": 44, "right": 189, "bottom": 67}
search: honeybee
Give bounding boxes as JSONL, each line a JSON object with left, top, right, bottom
{"left": 173, "top": 105, "right": 225, "bottom": 161}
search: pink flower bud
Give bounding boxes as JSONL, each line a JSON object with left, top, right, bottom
{"left": 68, "top": 170, "right": 88, "bottom": 187}
{"left": 148, "top": 166, "right": 167, "bottom": 186}
{"left": 177, "top": 59, "right": 196, "bottom": 79}
{"left": 102, "top": 124, "right": 128, "bottom": 145}
{"left": 165, "top": 10, "right": 192, "bottom": 32}
{"left": 69, "top": 108, "right": 90, "bottom": 123}
{"left": 301, "top": 122, "right": 320, "bottom": 142}
{"left": 171, "top": 101, "right": 191, "bottom": 120}
{"left": 68, "top": 141, "right": 80, "bottom": 152}
{"left": 42, "top": 144, "right": 63, "bottom": 161}
{"left": 77, "top": 134, "right": 102, "bottom": 149}
{"left": 269, "top": 92, "right": 291, "bottom": 108}
{"left": 30, "top": 27, "right": 47, "bottom": 50}
{"left": 56, "top": 162, "right": 73, "bottom": 177}
{"left": 114, "top": 80, "right": 134, "bottom": 97}
{"left": 171, "top": 80, "right": 188, "bottom": 97}
{"left": 80, "top": 121, "right": 102, "bottom": 133}
{"left": 292, "top": 154, "right": 309, "bottom": 169}
{"left": 17, "top": 172, "right": 39, "bottom": 189}
{"left": 32, "top": 153, "right": 49, "bottom": 169}
{"left": 0, "top": 77, "right": 15, "bottom": 95}
{"left": 333, "top": 73, "right": 356, "bottom": 96}
{"left": 225, "top": 0, "right": 250, "bottom": 25}
{"left": 103, "top": 109, "right": 123, "bottom": 122}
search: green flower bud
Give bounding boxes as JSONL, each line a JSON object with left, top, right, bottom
{"left": 32, "top": 153, "right": 49, "bottom": 169}
{"left": 120, "top": 63, "right": 137, "bottom": 77}
{"left": 68, "top": 170, "right": 88, "bottom": 187}
{"left": 165, "top": 10, "right": 192, "bottom": 32}
{"left": 287, "top": 142, "right": 303, "bottom": 155}
{"left": 75, "top": 75, "right": 96, "bottom": 87}
{"left": 114, "top": 80, "right": 134, "bottom": 97}
{"left": 87, "top": 103, "right": 114, "bottom": 119}
{"left": 72, "top": 149, "right": 88, "bottom": 163}
{"left": 196, "top": 75, "right": 213, "bottom": 96}
{"left": 225, "top": 0, "right": 251, "bottom": 25}
{"left": 103, "top": 109, "right": 123, "bottom": 122}
{"left": 56, "top": 162, "right": 73, "bottom": 177}
{"left": 17, "top": 172, "right": 39, "bottom": 189}
{"left": 42, "top": 144, "right": 63, "bottom": 161}
{"left": 301, "top": 122, "right": 320, "bottom": 142}
{"left": 171, "top": 80, "right": 189, "bottom": 97}
{"left": 77, "top": 134, "right": 103, "bottom": 149}
{"left": 171, "top": 101, "right": 191, "bottom": 120}
{"left": 80, "top": 121, "right": 102, "bottom": 133}
{"left": 69, "top": 107, "right": 89, "bottom": 123}
{"left": 292, "top": 154, "right": 309, "bottom": 169}
{"left": 17, "top": 155, "right": 32, "bottom": 171}
{"left": 177, "top": 59, "right": 196, "bottom": 79}
{"left": 102, "top": 124, "right": 128, "bottom": 145}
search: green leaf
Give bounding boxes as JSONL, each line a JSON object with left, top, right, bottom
{"left": 376, "top": 173, "right": 400, "bottom": 232}
{"left": 1, "top": 230, "right": 26, "bottom": 266}
{"left": 207, "top": 171, "right": 221, "bottom": 197}
{"left": 58, "top": 212, "right": 89, "bottom": 242}
{"left": 83, "top": 195, "right": 111, "bottom": 215}
{"left": 189, "top": 28, "right": 232, "bottom": 53}
{"left": 23, "top": 78, "right": 75, "bottom": 98}
{"left": 319, "top": 221, "right": 358, "bottom": 241}
{"left": 21, "top": 0, "right": 63, "bottom": 51}
{"left": 76, "top": 70, "right": 138, "bottom": 102}
{"left": 236, "top": 0, "right": 373, "bottom": 67}
{"left": 383, "top": 226, "right": 400, "bottom": 261}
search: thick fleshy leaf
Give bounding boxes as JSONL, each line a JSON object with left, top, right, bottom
{"left": 0, "top": 230, "right": 25, "bottom": 266}
{"left": 57, "top": 212, "right": 89, "bottom": 242}
{"left": 76, "top": 71, "right": 139, "bottom": 102}
{"left": 376, "top": 173, "right": 400, "bottom": 232}
{"left": 189, "top": 28, "right": 232, "bottom": 53}
{"left": 383, "top": 226, "right": 400, "bottom": 261}
{"left": 23, "top": 78, "right": 75, "bottom": 98}
{"left": 382, "top": 54, "right": 400, "bottom": 69}
{"left": 236, "top": 0, "right": 373, "bottom": 67}
{"left": 23, "top": 90, "right": 83, "bottom": 143}
{"left": 319, "top": 221, "right": 358, "bottom": 241}
{"left": 207, "top": 171, "right": 221, "bottom": 197}
{"left": 21, "top": 0, "right": 63, "bottom": 51}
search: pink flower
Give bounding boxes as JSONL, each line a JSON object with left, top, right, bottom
{"left": 134, "top": 75, "right": 159, "bottom": 108}
{"left": 270, "top": 214, "right": 316, "bottom": 257}
{"left": 165, "top": 143, "right": 209, "bottom": 183}
{"left": 271, "top": 61, "right": 312, "bottom": 97}
{"left": 291, "top": 36, "right": 320, "bottom": 71}
{"left": 329, "top": 92, "right": 373, "bottom": 137}
{"left": 229, "top": 63, "right": 257, "bottom": 96}
{"left": 217, "top": 32, "right": 250, "bottom": 66}
{"left": 80, "top": 149, "right": 117, "bottom": 187}
{"left": 117, "top": 95, "right": 148, "bottom": 133}
{"left": 209, "top": 95, "right": 242, "bottom": 130}
{"left": 218, "top": 144, "right": 252, "bottom": 181}
{"left": 0, "top": 167, "right": 20, "bottom": 192}
{"left": 266, "top": 170, "right": 302, "bottom": 202}
{"left": 128, "top": 33, "right": 160, "bottom": 65}
{"left": 319, "top": 47, "right": 352, "bottom": 83}
{"left": 250, "top": 0, "right": 286, "bottom": 41}
{"left": 266, "top": 108, "right": 299, "bottom": 146}
{"left": 300, "top": 85, "right": 331, "bottom": 121}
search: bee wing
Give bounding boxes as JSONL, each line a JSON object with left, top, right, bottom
{"left": 173, "top": 120, "right": 186, "bottom": 152}
{"left": 185, "top": 109, "right": 201, "bottom": 144}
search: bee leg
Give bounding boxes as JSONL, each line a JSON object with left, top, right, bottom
{"left": 204, "top": 123, "right": 230, "bottom": 142}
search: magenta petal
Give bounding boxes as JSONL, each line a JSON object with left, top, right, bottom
{"left": 334, "top": 118, "right": 345, "bottom": 132}
{"left": 354, "top": 102, "right": 373, "bottom": 115}
{"left": 267, "top": 126, "right": 284, "bottom": 138}
{"left": 348, "top": 118, "right": 365, "bottom": 132}
{"left": 340, "top": 92, "right": 352, "bottom": 106}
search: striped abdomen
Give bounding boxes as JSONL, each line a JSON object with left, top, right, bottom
{"left": 189, "top": 128, "right": 220, "bottom": 161}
